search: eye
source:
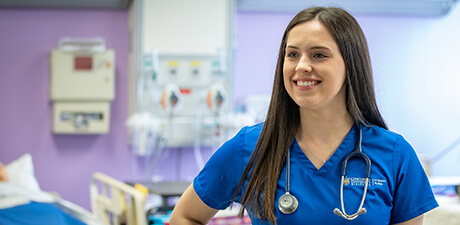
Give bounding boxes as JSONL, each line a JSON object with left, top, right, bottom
{"left": 313, "top": 53, "right": 327, "bottom": 58}
{"left": 286, "top": 51, "right": 298, "bottom": 58}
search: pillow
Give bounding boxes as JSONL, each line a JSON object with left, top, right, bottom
{"left": 5, "top": 154, "right": 41, "bottom": 192}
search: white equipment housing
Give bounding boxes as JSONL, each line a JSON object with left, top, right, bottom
{"left": 152, "top": 53, "right": 229, "bottom": 147}
{"left": 132, "top": 0, "right": 235, "bottom": 147}
{"left": 50, "top": 37, "right": 115, "bottom": 134}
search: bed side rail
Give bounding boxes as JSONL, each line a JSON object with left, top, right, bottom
{"left": 90, "top": 172, "right": 147, "bottom": 225}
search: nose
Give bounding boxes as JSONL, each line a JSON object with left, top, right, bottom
{"left": 295, "top": 56, "right": 312, "bottom": 73}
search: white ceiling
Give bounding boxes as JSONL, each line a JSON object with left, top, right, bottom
{"left": 237, "top": 0, "right": 458, "bottom": 16}
{"left": 0, "top": 0, "right": 457, "bottom": 16}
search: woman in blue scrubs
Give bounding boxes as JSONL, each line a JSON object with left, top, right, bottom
{"left": 170, "top": 6, "right": 438, "bottom": 225}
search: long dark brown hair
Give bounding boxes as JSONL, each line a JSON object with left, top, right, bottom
{"left": 233, "top": 7, "right": 388, "bottom": 224}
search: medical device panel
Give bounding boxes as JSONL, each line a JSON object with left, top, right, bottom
{"left": 138, "top": 53, "right": 230, "bottom": 148}
{"left": 50, "top": 37, "right": 115, "bottom": 134}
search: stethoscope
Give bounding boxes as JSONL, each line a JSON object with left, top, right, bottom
{"left": 278, "top": 126, "right": 372, "bottom": 221}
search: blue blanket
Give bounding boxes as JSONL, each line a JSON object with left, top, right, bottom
{"left": 0, "top": 201, "right": 87, "bottom": 225}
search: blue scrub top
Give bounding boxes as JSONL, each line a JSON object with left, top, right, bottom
{"left": 193, "top": 123, "right": 438, "bottom": 224}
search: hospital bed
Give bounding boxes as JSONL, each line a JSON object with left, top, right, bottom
{"left": 0, "top": 154, "right": 148, "bottom": 225}
{"left": 0, "top": 154, "right": 101, "bottom": 225}
{"left": 90, "top": 172, "right": 147, "bottom": 225}
{"left": 0, "top": 190, "right": 102, "bottom": 225}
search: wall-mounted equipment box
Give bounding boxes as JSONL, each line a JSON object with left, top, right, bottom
{"left": 50, "top": 37, "right": 115, "bottom": 134}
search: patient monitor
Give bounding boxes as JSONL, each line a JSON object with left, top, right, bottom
{"left": 50, "top": 37, "right": 115, "bottom": 134}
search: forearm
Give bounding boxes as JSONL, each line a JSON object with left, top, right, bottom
{"left": 169, "top": 216, "right": 206, "bottom": 225}
{"left": 169, "top": 183, "right": 218, "bottom": 225}
{"left": 392, "top": 215, "right": 423, "bottom": 225}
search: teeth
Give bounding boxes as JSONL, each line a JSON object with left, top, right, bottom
{"left": 297, "top": 81, "right": 318, "bottom": 87}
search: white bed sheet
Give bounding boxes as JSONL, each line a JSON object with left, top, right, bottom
{"left": 0, "top": 182, "right": 102, "bottom": 225}
{"left": 0, "top": 182, "right": 55, "bottom": 209}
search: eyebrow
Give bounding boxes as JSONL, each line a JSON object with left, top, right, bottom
{"left": 286, "top": 45, "right": 299, "bottom": 49}
{"left": 286, "top": 45, "right": 332, "bottom": 51}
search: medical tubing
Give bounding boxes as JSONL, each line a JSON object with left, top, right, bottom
{"left": 193, "top": 106, "right": 206, "bottom": 169}
{"left": 212, "top": 112, "right": 221, "bottom": 152}
{"left": 359, "top": 178, "right": 369, "bottom": 213}
{"left": 335, "top": 127, "right": 370, "bottom": 220}
{"left": 149, "top": 125, "right": 168, "bottom": 179}
{"left": 279, "top": 148, "right": 299, "bottom": 215}
{"left": 345, "top": 178, "right": 369, "bottom": 220}
{"left": 338, "top": 170, "right": 369, "bottom": 220}
{"left": 134, "top": 72, "right": 154, "bottom": 156}
{"left": 147, "top": 126, "right": 162, "bottom": 178}
{"left": 339, "top": 155, "right": 370, "bottom": 219}
{"left": 286, "top": 150, "right": 291, "bottom": 193}
{"left": 136, "top": 73, "right": 146, "bottom": 112}
{"left": 147, "top": 113, "right": 170, "bottom": 174}
{"left": 339, "top": 175, "right": 346, "bottom": 216}
{"left": 341, "top": 132, "right": 371, "bottom": 178}
{"left": 139, "top": 125, "right": 147, "bottom": 156}
{"left": 145, "top": 129, "right": 156, "bottom": 178}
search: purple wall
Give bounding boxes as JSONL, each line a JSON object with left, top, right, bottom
{"left": 0, "top": 9, "right": 134, "bottom": 209}
{"left": 233, "top": 12, "right": 293, "bottom": 104}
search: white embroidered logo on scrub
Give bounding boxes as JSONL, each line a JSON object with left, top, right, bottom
{"left": 344, "top": 177, "right": 387, "bottom": 186}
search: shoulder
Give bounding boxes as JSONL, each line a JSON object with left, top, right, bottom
{"left": 362, "top": 124, "right": 412, "bottom": 152}
{"left": 363, "top": 124, "right": 425, "bottom": 180}
{"left": 207, "top": 122, "right": 264, "bottom": 164}
{"left": 192, "top": 123, "right": 264, "bottom": 209}
{"left": 362, "top": 124, "right": 419, "bottom": 174}
{"left": 239, "top": 122, "right": 264, "bottom": 138}
{"left": 363, "top": 124, "right": 401, "bottom": 140}
{"left": 226, "top": 122, "right": 264, "bottom": 150}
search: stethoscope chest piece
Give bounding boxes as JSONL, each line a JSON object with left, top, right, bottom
{"left": 278, "top": 192, "right": 298, "bottom": 214}
{"left": 278, "top": 125, "right": 370, "bottom": 220}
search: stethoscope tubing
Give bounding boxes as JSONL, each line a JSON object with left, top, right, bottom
{"left": 278, "top": 150, "right": 299, "bottom": 214}
{"left": 279, "top": 124, "right": 371, "bottom": 221}
{"left": 335, "top": 126, "right": 371, "bottom": 220}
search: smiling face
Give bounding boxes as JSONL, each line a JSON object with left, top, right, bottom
{"left": 283, "top": 19, "right": 347, "bottom": 113}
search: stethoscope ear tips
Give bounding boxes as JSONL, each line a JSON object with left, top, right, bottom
{"left": 333, "top": 208, "right": 342, "bottom": 216}
{"left": 358, "top": 208, "right": 367, "bottom": 215}
{"left": 333, "top": 207, "right": 367, "bottom": 220}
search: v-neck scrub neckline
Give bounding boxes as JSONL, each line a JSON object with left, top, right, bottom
{"left": 291, "top": 124, "right": 357, "bottom": 177}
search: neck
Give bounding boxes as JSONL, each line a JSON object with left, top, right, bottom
{"left": 296, "top": 106, "right": 354, "bottom": 145}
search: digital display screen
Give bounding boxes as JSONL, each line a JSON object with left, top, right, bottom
{"left": 74, "top": 56, "right": 92, "bottom": 70}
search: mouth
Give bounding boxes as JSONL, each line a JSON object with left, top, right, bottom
{"left": 295, "top": 80, "right": 322, "bottom": 87}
